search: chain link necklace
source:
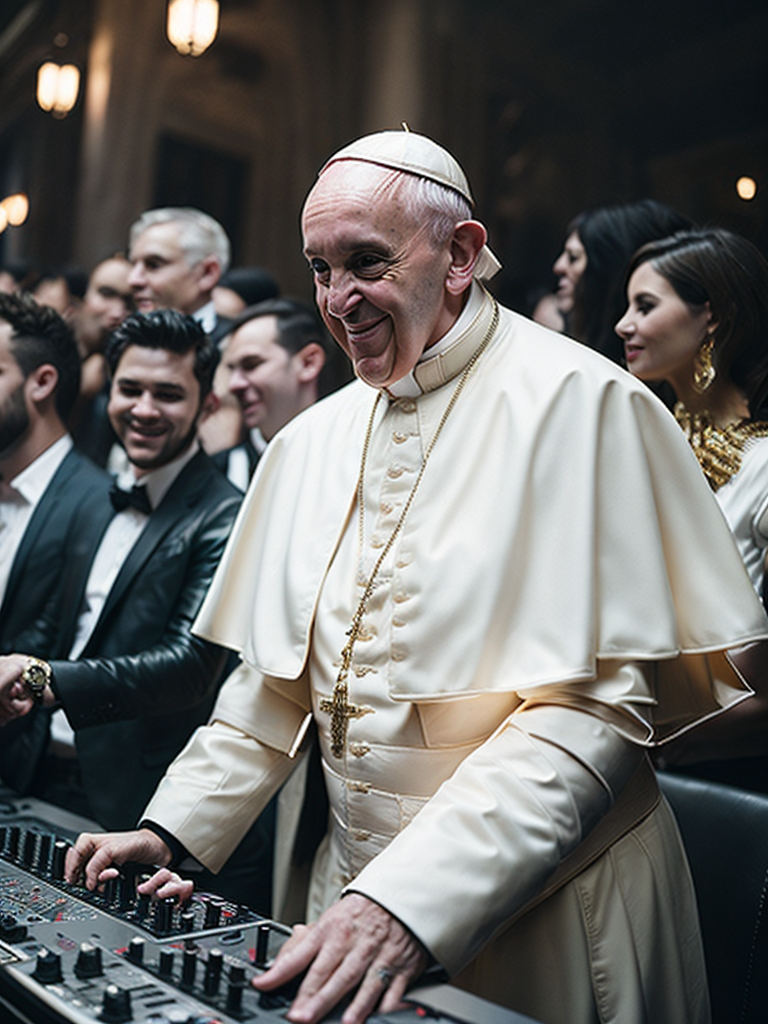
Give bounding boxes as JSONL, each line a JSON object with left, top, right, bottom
{"left": 319, "top": 299, "right": 500, "bottom": 757}
{"left": 674, "top": 402, "right": 768, "bottom": 491}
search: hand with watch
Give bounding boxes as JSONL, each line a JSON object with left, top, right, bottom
{"left": 0, "top": 653, "right": 56, "bottom": 725}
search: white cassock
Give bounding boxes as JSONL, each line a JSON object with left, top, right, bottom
{"left": 144, "top": 284, "right": 768, "bottom": 1024}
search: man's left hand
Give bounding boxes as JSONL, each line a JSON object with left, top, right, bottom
{"left": 0, "top": 654, "right": 33, "bottom": 725}
{"left": 252, "top": 893, "right": 428, "bottom": 1024}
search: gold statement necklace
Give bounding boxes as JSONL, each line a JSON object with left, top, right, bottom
{"left": 674, "top": 402, "right": 768, "bottom": 491}
{"left": 320, "top": 299, "right": 500, "bottom": 757}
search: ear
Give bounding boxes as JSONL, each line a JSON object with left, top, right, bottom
{"left": 295, "top": 343, "right": 326, "bottom": 384}
{"left": 445, "top": 221, "right": 488, "bottom": 296}
{"left": 198, "top": 390, "right": 220, "bottom": 423}
{"left": 196, "top": 255, "right": 222, "bottom": 294}
{"left": 26, "top": 364, "right": 59, "bottom": 406}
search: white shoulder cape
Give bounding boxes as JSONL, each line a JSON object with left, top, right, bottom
{"left": 195, "top": 302, "right": 768, "bottom": 743}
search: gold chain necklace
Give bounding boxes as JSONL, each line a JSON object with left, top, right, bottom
{"left": 319, "top": 299, "right": 500, "bottom": 757}
{"left": 674, "top": 402, "right": 768, "bottom": 491}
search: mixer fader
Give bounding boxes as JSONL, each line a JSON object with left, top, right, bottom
{"left": 0, "top": 792, "right": 538, "bottom": 1024}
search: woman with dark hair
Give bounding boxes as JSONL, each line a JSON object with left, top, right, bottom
{"left": 616, "top": 228, "right": 768, "bottom": 597}
{"left": 553, "top": 199, "right": 693, "bottom": 363}
{"left": 616, "top": 228, "right": 768, "bottom": 791}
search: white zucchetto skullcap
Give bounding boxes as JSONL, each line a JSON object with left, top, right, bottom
{"left": 320, "top": 129, "right": 502, "bottom": 281}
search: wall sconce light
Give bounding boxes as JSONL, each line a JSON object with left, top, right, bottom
{"left": 736, "top": 176, "right": 758, "bottom": 201}
{"left": 1, "top": 194, "right": 30, "bottom": 228}
{"left": 0, "top": 193, "right": 29, "bottom": 235}
{"left": 36, "top": 61, "right": 81, "bottom": 117}
{"left": 167, "top": 0, "right": 220, "bottom": 56}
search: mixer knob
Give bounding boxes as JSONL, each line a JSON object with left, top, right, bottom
{"left": 99, "top": 983, "right": 132, "bottom": 1023}
{"left": 254, "top": 921, "right": 271, "bottom": 967}
{"left": 21, "top": 829, "right": 37, "bottom": 867}
{"left": 226, "top": 963, "right": 246, "bottom": 1014}
{"left": 165, "top": 1011, "right": 197, "bottom": 1024}
{"left": 102, "top": 876, "right": 118, "bottom": 905}
{"left": 37, "top": 833, "right": 52, "bottom": 873}
{"left": 158, "top": 948, "right": 175, "bottom": 977}
{"left": 33, "top": 948, "right": 63, "bottom": 984}
{"left": 0, "top": 914, "right": 27, "bottom": 942}
{"left": 7, "top": 825, "right": 20, "bottom": 860}
{"left": 135, "top": 891, "right": 151, "bottom": 919}
{"left": 51, "top": 839, "right": 68, "bottom": 880}
{"left": 127, "top": 936, "right": 145, "bottom": 965}
{"left": 155, "top": 896, "right": 175, "bottom": 934}
{"left": 180, "top": 910, "right": 196, "bottom": 933}
{"left": 203, "top": 899, "right": 222, "bottom": 929}
{"left": 74, "top": 942, "right": 104, "bottom": 979}
{"left": 203, "top": 948, "right": 223, "bottom": 996}
{"left": 181, "top": 946, "right": 198, "bottom": 988}
{"left": 116, "top": 872, "right": 132, "bottom": 909}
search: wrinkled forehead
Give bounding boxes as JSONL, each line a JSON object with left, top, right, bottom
{"left": 302, "top": 161, "right": 415, "bottom": 234}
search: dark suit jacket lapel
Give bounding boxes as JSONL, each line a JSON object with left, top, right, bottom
{"left": 5, "top": 449, "right": 77, "bottom": 603}
{"left": 89, "top": 453, "right": 208, "bottom": 635}
{"left": 54, "top": 501, "right": 116, "bottom": 652}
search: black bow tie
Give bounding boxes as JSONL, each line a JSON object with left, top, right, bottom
{"left": 109, "top": 482, "right": 152, "bottom": 515}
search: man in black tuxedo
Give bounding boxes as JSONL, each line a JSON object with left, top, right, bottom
{"left": 0, "top": 311, "right": 242, "bottom": 837}
{"left": 0, "top": 293, "right": 113, "bottom": 791}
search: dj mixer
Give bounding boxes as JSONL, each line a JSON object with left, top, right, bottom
{"left": 0, "top": 792, "right": 539, "bottom": 1024}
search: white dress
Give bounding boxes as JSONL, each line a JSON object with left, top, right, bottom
{"left": 715, "top": 435, "right": 768, "bottom": 592}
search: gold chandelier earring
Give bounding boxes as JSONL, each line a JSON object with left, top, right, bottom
{"left": 692, "top": 333, "right": 716, "bottom": 394}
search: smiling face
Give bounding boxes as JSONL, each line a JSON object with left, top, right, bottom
{"left": 108, "top": 343, "right": 203, "bottom": 473}
{"left": 301, "top": 162, "right": 457, "bottom": 388}
{"left": 128, "top": 223, "right": 210, "bottom": 315}
{"left": 616, "top": 262, "right": 712, "bottom": 394}
{"left": 552, "top": 230, "right": 587, "bottom": 314}
{"left": 226, "top": 315, "right": 310, "bottom": 440}
{"left": 78, "top": 258, "right": 133, "bottom": 352}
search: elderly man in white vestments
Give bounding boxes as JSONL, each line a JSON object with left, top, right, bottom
{"left": 64, "top": 131, "right": 768, "bottom": 1024}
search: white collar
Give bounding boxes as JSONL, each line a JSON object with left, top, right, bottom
{"left": 7, "top": 435, "right": 73, "bottom": 504}
{"left": 385, "top": 282, "right": 489, "bottom": 398}
{"left": 192, "top": 301, "right": 217, "bottom": 334}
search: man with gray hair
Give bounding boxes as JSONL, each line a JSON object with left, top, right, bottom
{"left": 128, "top": 207, "right": 232, "bottom": 343}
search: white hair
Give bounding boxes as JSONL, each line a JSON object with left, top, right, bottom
{"left": 129, "top": 207, "right": 231, "bottom": 272}
{"left": 394, "top": 174, "right": 472, "bottom": 249}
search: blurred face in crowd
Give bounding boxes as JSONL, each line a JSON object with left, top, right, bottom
{"left": 226, "top": 315, "right": 322, "bottom": 440}
{"left": 78, "top": 258, "right": 134, "bottom": 352}
{"left": 128, "top": 222, "right": 216, "bottom": 316}
{"left": 32, "top": 277, "right": 76, "bottom": 319}
{"left": 0, "top": 323, "right": 28, "bottom": 456}
{"left": 108, "top": 343, "right": 204, "bottom": 474}
{"left": 301, "top": 161, "right": 457, "bottom": 388}
{"left": 615, "top": 262, "right": 712, "bottom": 394}
{"left": 552, "top": 231, "right": 587, "bottom": 315}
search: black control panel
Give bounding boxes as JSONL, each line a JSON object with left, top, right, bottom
{"left": 0, "top": 793, "right": 538, "bottom": 1024}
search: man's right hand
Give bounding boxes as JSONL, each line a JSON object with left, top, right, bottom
{"left": 65, "top": 828, "right": 176, "bottom": 891}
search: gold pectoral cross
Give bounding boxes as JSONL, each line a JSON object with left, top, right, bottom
{"left": 320, "top": 631, "right": 373, "bottom": 758}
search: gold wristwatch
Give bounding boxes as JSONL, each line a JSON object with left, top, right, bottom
{"left": 21, "top": 657, "right": 52, "bottom": 705}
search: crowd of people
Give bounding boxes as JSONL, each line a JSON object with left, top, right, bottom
{"left": 1, "top": 129, "right": 767, "bottom": 1024}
